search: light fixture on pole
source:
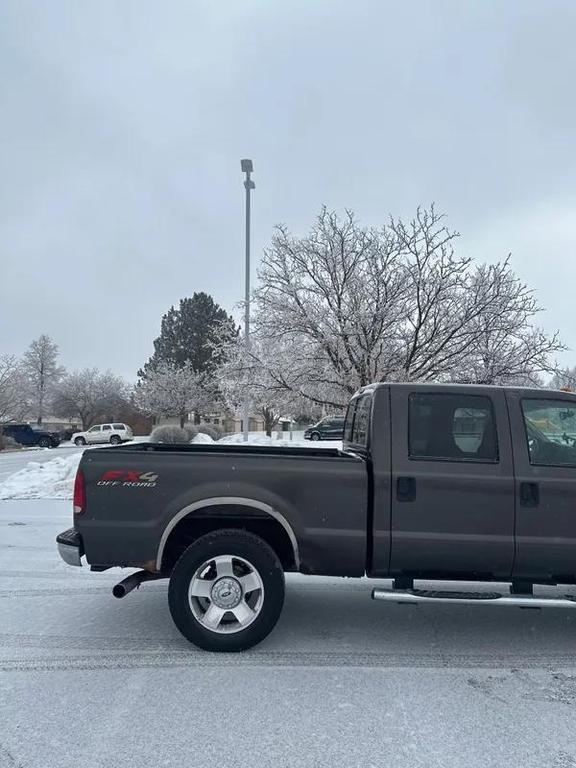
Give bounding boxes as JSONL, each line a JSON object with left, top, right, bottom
{"left": 241, "top": 159, "right": 255, "bottom": 442}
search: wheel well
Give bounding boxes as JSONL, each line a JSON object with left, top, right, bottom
{"left": 160, "top": 505, "right": 298, "bottom": 573}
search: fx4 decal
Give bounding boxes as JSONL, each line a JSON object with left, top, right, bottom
{"left": 97, "top": 470, "right": 159, "bottom": 488}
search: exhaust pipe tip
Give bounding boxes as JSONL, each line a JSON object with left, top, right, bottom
{"left": 112, "top": 569, "right": 162, "bottom": 599}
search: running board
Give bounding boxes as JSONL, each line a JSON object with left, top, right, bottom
{"left": 371, "top": 588, "right": 576, "bottom": 609}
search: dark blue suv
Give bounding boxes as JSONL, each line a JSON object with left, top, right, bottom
{"left": 2, "top": 423, "right": 61, "bottom": 448}
{"left": 303, "top": 416, "right": 345, "bottom": 441}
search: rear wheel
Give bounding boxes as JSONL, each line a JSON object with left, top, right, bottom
{"left": 39, "top": 437, "right": 50, "bottom": 448}
{"left": 74, "top": 437, "right": 86, "bottom": 446}
{"left": 110, "top": 435, "right": 122, "bottom": 445}
{"left": 168, "top": 529, "right": 285, "bottom": 652}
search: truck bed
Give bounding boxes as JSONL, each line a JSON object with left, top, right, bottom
{"left": 78, "top": 441, "right": 368, "bottom": 577}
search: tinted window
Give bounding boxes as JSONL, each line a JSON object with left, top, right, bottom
{"left": 113, "top": 424, "right": 125, "bottom": 430}
{"left": 102, "top": 425, "right": 112, "bottom": 431}
{"left": 351, "top": 396, "right": 371, "bottom": 445}
{"left": 88, "top": 426, "right": 101, "bottom": 433}
{"left": 344, "top": 402, "right": 356, "bottom": 442}
{"left": 521, "top": 399, "right": 576, "bottom": 467}
{"left": 409, "top": 393, "right": 498, "bottom": 462}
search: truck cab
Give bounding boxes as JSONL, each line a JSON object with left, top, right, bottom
{"left": 346, "top": 383, "right": 576, "bottom": 585}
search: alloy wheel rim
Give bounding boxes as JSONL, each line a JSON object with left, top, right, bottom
{"left": 188, "top": 554, "right": 265, "bottom": 634}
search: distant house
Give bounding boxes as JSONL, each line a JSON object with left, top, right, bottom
{"left": 19, "top": 413, "right": 80, "bottom": 432}
{"left": 158, "top": 409, "right": 265, "bottom": 433}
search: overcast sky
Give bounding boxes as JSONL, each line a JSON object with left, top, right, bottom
{"left": 1, "top": 0, "right": 575, "bottom": 379}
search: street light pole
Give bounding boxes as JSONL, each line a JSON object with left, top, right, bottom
{"left": 241, "top": 159, "right": 255, "bottom": 442}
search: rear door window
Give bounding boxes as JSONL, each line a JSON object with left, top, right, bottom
{"left": 102, "top": 425, "right": 112, "bottom": 431}
{"left": 409, "top": 393, "right": 498, "bottom": 462}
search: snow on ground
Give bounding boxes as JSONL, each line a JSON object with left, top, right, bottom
{"left": 3, "top": 497, "right": 576, "bottom": 768}
{"left": 0, "top": 452, "right": 81, "bottom": 500}
{"left": 0, "top": 434, "right": 342, "bottom": 500}
{"left": 191, "top": 432, "right": 214, "bottom": 443}
{"left": 218, "top": 430, "right": 341, "bottom": 448}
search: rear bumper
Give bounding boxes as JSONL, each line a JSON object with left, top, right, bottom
{"left": 56, "top": 528, "right": 84, "bottom": 567}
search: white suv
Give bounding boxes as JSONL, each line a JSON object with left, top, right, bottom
{"left": 72, "top": 423, "right": 133, "bottom": 446}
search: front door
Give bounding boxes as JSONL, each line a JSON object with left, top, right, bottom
{"left": 508, "top": 391, "right": 576, "bottom": 581}
{"left": 389, "top": 386, "right": 515, "bottom": 580}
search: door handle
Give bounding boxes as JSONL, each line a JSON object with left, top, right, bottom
{"left": 397, "top": 476, "right": 416, "bottom": 502}
{"left": 520, "top": 481, "right": 539, "bottom": 508}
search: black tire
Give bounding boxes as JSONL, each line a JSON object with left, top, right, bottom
{"left": 74, "top": 437, "right": 86, "bottom": 446}
{"left": 168, "top": 529, "right": 285, "bottom": 652}
{"left": 110, "top": 435, "right": 122, "bottom": 445}
{"left": 310, "top": 432, "right": 321, "bottom": 441}
{"left": 38, "top": 437, "right": 50, "bottom": 448}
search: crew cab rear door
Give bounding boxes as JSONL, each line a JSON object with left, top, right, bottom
{"left": 389, "top": 386, "right": 515, "bottom": 579}
{"left": 507, "top": 390, "right": 576, "bottom": 581}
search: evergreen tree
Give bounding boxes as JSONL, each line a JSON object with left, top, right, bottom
{"left": 140, "top": 293, "right": 236, "bottom": 377}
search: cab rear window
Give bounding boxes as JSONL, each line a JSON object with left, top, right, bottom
{"left": 344, "top": 394, "right": 372, "bottom": 446}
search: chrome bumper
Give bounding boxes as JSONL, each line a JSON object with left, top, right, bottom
{"left": 56, "top": 528, "right": 83, "bottom": 567}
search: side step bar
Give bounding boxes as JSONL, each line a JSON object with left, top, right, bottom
{"left": 372, "top": 588, "right": 576, "bottom": 609}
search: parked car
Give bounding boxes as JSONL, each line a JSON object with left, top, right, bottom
{"left": 71, "top": 423, "right": 133, "bottom": 446}
{"left": 59, "top": 426, "right": 79, "bottom": 442}
{"left": 2, "top": 423, "right": 61, "bottom": 448}
{"left": 57, "top": 382, "right": 576, "bottom": 652}
{"left": 303, "top": 415, "right": 345, "bottom": 441}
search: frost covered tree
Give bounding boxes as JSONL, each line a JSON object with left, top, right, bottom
{"left": 217, "top": 337, "right": 298, "bottom": 436}
{"left": 252, "top": 206, "right": 563, "bottom": 407}
{"left": 0, "top": 356, "right": 28, "bottom": 443}
{"left": 549, "top": 367, "right": 576, "bottom": 391}
{"left": 22, "top": 335, "right": 65, "bottom": 425}
{"left": 52, "top": 369, "right": 128, "bottom": 429}
{"left": 135, "top": 362, "right": 214, "bottom": 428}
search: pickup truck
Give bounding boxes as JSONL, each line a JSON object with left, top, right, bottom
{"left": 57, "top": 382, "right": 576, "bottom": 652}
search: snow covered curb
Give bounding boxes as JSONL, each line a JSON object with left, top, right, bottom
{"left": 0, "top": 436, "right": 342, "bottom": 500}
{"left": 0, "top": 453, "right": 82, "bottom": 500}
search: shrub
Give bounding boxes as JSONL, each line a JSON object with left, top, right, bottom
{"left": 150, "top": 425, "right": 190, "bottom": 444}
{"left": 197, "top": 423, "right": 224, "bottom": 441}
{"left": 183, "top": 423, "right": 198, "bottom": 442}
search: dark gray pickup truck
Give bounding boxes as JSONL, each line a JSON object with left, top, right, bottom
{"left": 57, "top": 383, "right": 576, "bottom": 651}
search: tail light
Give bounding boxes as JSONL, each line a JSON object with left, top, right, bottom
{"left": 73, "top": 469, "right": 86, "bottom": 515}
